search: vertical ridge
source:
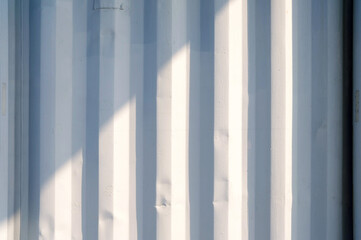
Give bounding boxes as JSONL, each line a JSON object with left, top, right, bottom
{"left": 156, "top": 0, "right": 172, "bottom": 239}
{"left": 97, "top": 1, "right": 133, "bottom": 238}
{"left": 284, "top": 0, "right": 293, "bottom": 238}
{"left": 241, "top": 0, "right": 249, "bottom": 238}
{"left": 98, "top": 7, "right": 116, "bottom": 240}
{"left": 7, "top": 0, "right": 16, "bottom": 239}
{"left": 170, "top": 0, "right": 189, "bottom": 239}
{"left": 0, "top": 0, "right": 10, "bottom": 238}
{"left": 113, "top": 1, "right": 132, "bottom": 238}
{"left": 228, "top": 0, "right": 246, "bottom": 239}
{"left": 214, "top": 0, "right": 247, "bottom": 239}
{"left": 270, "top": 0, "right": 293, "bottom": 239}
{"left": 54, "top": 1, "right": 74, "bottom": 239}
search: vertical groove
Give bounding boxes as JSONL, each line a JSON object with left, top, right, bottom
{"left": 292, "top": 0, "right": 311, "bottom": 239}
{"left": 310, "top": 0, "right": 328, "bottom": 238}
{"left": 142, "top": 0, "right": 157, "bottom": 238}
{"left": 326, "top": 0, "right": 343, "bottom": 239}
{"left": 98, "top": 9, "right": 115, "bottom": 240}
{"left": 19, "top": 0, "right": 29, "bottom": 238}
{"left": 28, "top": 0, "right": 41, "bottom": 238}
{"left": 354, "top": 0, "right": 361, "bottom": 236}
{"left": 199, "top": 0, "right": 215, "bottom": 238}
{"left": 84, "top": 1, "right": 100, "bottom": 239}
{"left": 38, "top": 1, "right": 56, "bottom": 239}
{"left": 247, "top": 1, "right": 272, "bottom": 239}
{"left": 72, "top": 0, "right": 87, "bottom": 239}
{"left": 247, "top": 0, "right": 256, "bottom": 238}
{"left": 343, "top": 0, "right": 354, "bottom": 238}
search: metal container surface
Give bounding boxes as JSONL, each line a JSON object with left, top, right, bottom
{"left": 0, "top": 0, "right": 345, "bottom": 239}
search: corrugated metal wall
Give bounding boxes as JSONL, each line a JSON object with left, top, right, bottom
{"left": 0, "top": 0, "right": 349, "bottom": 239}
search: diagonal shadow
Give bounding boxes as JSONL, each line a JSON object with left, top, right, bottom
{"left": 7, "top": 0, "right": 228, "bottom": 239}
{"left": 3, "top": 0, "right": 352, "bottom": 240}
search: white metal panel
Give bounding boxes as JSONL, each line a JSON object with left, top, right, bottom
{"left": 2, "top": 0, "right": 345, "bottom": 239}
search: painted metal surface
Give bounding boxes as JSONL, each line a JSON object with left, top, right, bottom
{"left": 0, "top": 0, "right": 344, "bottom": 239}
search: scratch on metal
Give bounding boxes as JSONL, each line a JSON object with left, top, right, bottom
{"left": 93, "top": 0, "right": 124, "bottom": 10}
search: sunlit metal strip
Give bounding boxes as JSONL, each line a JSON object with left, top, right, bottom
{"left": 270, "top": 0, "right": 293, "bottom": 239}
{"left": 170, "top": 0, "right": 190, "bottom": 239}
{"left": 213, "top": 0, "right": 230, "bottom": 238}
{"left": 156, "top": 0, "right": 190, "bottom": 239}
{"left": 227, "top": 0, "right": 247, "bottom": 239}
{"left": 155, "top": 0, "right": 173, "bottom": 239}
{"left": 214, "top": 0, "right": 247, "bottom": 239}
